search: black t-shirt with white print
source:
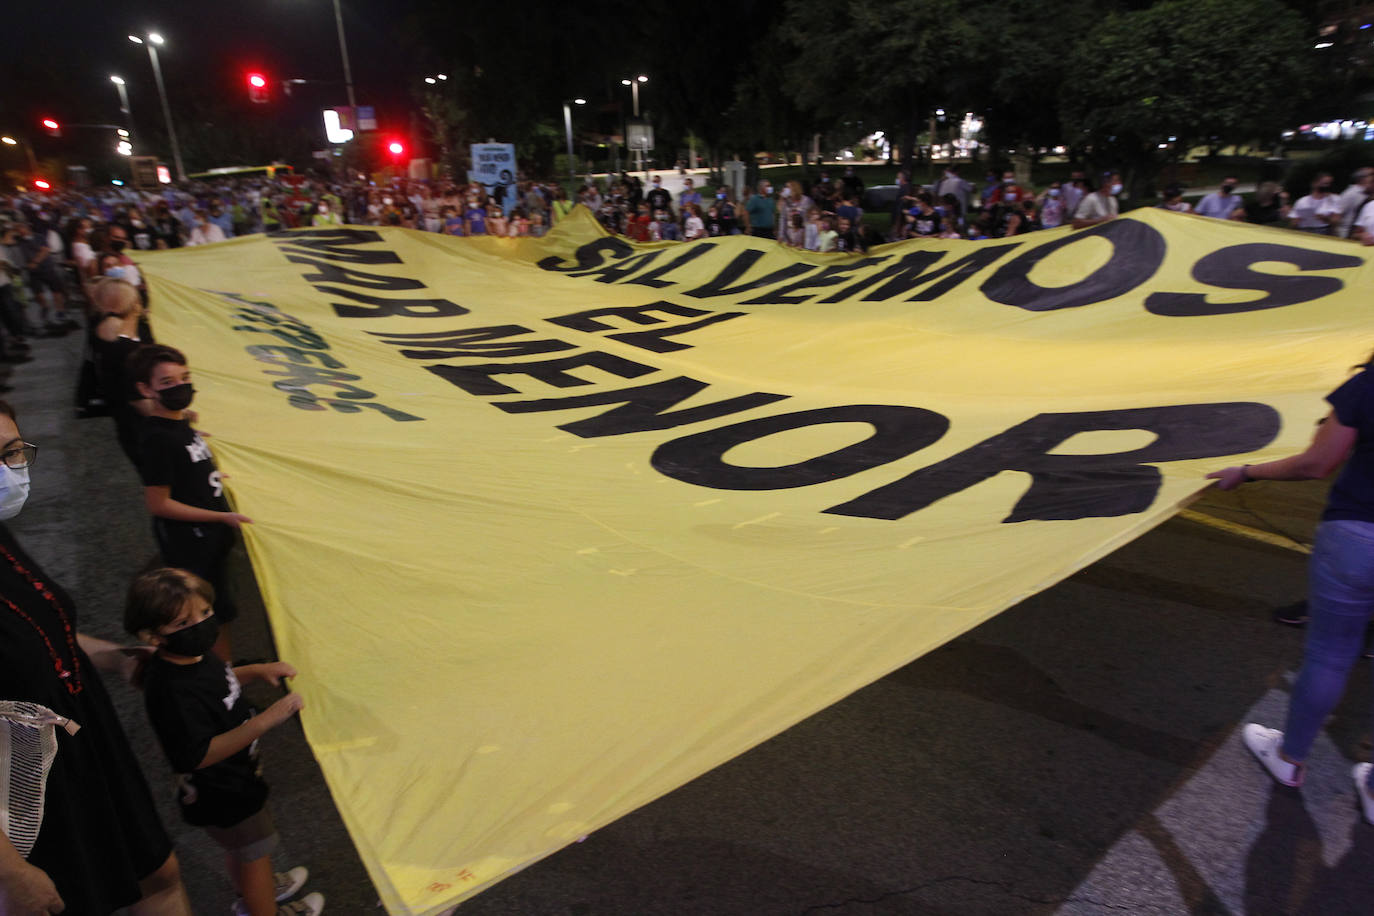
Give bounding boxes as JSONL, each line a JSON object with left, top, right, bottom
{"left": 143, "top": 654, "right": 269, "bottom": 827}
{"left": 138, "top": 416, "right": 229, "bottom": 520}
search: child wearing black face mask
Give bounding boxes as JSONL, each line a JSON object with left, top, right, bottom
{"left": 127, "top": 344, "right": 252, "bottom": 661}
{"left": 126, "top": 568, "right": 322, "bottom": 916}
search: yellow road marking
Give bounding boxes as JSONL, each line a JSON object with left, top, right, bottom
{"left": 1176, "top": 508, "right": 1312, "bottom": 555}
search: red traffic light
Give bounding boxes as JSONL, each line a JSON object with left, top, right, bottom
{"left": 40, "top": 118, "right": 61, "bottom": 137}
{"left": 387, "top": 140, "right": 405, "bottom": 157}
{"left": 247, "top": 72, "right": 269, "bottom": 103}
{"left": 33, "top": 179, "right": 51, "bottom": 191}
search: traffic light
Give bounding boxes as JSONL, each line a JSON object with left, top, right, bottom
{"left": 387, "top": 139, "right": 405, "bottom": 158}
{"left": 247, "top": 72, "right": 269, "bottom": 104}
{"left": 40, "top": 118, "right": 60, "bottom": 138}
{"left": 32, "top": 178, "right": 51, "bottom": 191}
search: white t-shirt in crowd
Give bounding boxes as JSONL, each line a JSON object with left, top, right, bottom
{"left": 1291, "top": 193, "right": 1341, "bottom": 230}
{"left": 187, "top": 224, "right": 226, "bottom": 246}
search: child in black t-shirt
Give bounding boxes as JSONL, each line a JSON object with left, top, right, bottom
{"left": 126, "top": 568, "right": 323, "bottom": 916}
{"left": 128, "top": 343, "right": 252, "bottom": 660}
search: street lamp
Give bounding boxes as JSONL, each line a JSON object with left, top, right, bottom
{"left": 110, "top": 76, "right": 134, "bottom": 154}
{"left": 620, "top": 74, "right": 647, "bottom": 117}
{"left": 129, "top": 32, "right": 185, "bottom": 181}
{"left": 1, "top": 136, "right": 38, "bottom": 174}
{"left": 620, "top": 76, "right": 648, "bottom": 172}
{"left": 562, "top": 98, "right": 586, "bottom": 183}
{"left": 331, "top": 0, "right": 358, "bottom": 109}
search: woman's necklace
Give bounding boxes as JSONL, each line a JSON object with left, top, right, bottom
{"left": 0, "top": 543, "right": 81, "bottom": 695}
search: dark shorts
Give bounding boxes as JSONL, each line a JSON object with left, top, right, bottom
{"left": 152, "top": 519, "right": 240, "bottom": 623}
{"left": 205, "top": 806, "right": 279, "bottom": 861}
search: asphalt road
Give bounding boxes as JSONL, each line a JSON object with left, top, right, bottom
{"left": 15, "top": 319, "right": 1368, "bottom": 915}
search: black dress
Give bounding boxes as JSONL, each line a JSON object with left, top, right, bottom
{"left": 0, "top": 523, "right": 171, "bottom": 913}
{"left": 91, "top": 329, "right": 146, "bottom": 468}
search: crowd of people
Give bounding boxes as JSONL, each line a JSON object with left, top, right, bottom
{"left": 6, "top": 155, "right": 1374, "bottom": 914}
{"left": 0, "top": 190, "right": 324, "bottom": 913}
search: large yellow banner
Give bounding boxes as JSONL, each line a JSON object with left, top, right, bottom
{"left": 137, "top": 208, "right": 1371, "bottom": 913}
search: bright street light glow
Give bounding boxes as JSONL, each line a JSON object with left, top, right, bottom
{"left": 621, "top": 79, "right": 631, "bottom": 86}
{"left": 574, "top": 98, "right": 586, "bottom": 105}
{"left": 110, "top": 75, "right": 125, "bottom": 85}
{"left": 117, "top": 128, "right": 130, "bottom": 137}
{"left": 323, "top": 109, "right": 354, "bottom": 144}
{"left": 1, "top": 137, "right": 15, "bottom": 146}
{"left": 148, "top": 33, "right": 164, "bottom": 44}
{"left": 116, "top": 142, "right": 132, "bottom": 156}
{"left": 637, "top": 75, "right": 647, "bottom": 82}
{"left": 1315, "top": 41, "right": 1334, "bottom": 48}
{"left": 437, "top": 73, "right": 447, "bottom": 80}
{"left": 425, "top": 77, "right": 436, "bottom": 84}
{"left": 128, "top": 35, "right": 143, "bottom": 43}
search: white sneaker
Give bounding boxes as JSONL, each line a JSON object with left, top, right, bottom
{"left": 1243, "top": 724, "right": 1304, "bottom": 787}
{"left": 1353, "top": 763, "right": 1374, "bottom": 823}
{"left": 231, "top": 868, "right": 310, "bottom": 914}
{"left": 278, "top": 893, "right": 324, "bottom": 916}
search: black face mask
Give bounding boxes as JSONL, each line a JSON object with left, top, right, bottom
{"left": 160, "top": 614, "right": 219, "bottom": 657}
{"left": 1221, "top": 183, "right": 1235, "bottom": 193}
{"left": 156, "top": 383, "right": 195, "bottom": 411}
{"left": 111, "top": 239, "right": 127, "bottom": 252}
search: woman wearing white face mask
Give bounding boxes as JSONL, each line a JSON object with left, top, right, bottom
{"left": 0, "top": 402, "right": 193, "bottom": 914}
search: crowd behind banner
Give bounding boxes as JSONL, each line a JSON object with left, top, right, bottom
{"left": 4, "top": 154, "right": 1374, "bottom": 912}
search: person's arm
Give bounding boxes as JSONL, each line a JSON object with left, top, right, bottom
{"left": 0, "top": 833, "right": 63, "bottom": 914}
{"left": 1207, "top": 411, "right": 1357, "bottom": 489}
{"left": 232, "top": 661, "right": 296, "bottom": 687}
{"left": 75, "top": 632, "right": 152, "bottom": 683}
{"left": 197, "top": 692, "right": 303, "bottom": 769}
{"left": 1288, "top": 199, "right": 1307, "bottom": 228}
{"left": 143, "top": 486, "right": 252, "bottom": 528}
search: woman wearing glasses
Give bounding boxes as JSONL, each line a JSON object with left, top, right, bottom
{"left": 1209, "top": 351, "right": 1374, "bottom": 822}
{"left": 0, "top": 402, "right": 192, "bottom": 914}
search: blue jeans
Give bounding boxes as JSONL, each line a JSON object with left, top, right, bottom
{"left": 1282, "top": 520, "right": 1374, "bottom": 786}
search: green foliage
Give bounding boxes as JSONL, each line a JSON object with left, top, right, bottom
{"left": 419, "top": 89, "right": 470, "bottom": 180}
{"left": 779, "top": 0, "right": 980, "bottom": 146}
{"left": 972, "top": 0, "right": 1103, "bottom": 153}
{"left": 1059, "top": 0, "right": 1314, "bottom": 176}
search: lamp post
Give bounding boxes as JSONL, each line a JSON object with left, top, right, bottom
{"left": 1, "top": 136, "right": 38, "bottom": 175}
{"left": 110, "top": 76, "right": 133, "bottom": 153}
{"left": 620, "top": 75, "right": 647, "bottom": 117}
{"left": 620, "top": 75, "right": 647, "bottom": 173}
{"left": 562, "top": 98, "right": 585, "bottom": 183}
{"left": 332, "top": 0, "right": 358, "bottom": 110}
{"left": 128, "top": 33, "right": 186, "bottom": 182}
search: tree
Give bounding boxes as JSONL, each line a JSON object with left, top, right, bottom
{"left": 778, "top": 0, "right": 982, "bottom": 170}
{"left": 1059, "top": 0, "right": 1315, "bottom": 192}
{"left": 966, "top": 0, "right": 1105, "bottom": 160}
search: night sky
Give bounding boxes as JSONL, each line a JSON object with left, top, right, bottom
{"left": 2, "top": 0, "right": 422, "bottom": 168}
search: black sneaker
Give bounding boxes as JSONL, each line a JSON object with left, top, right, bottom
{"left": 1273, "top": 602, "right": 1308, "bottom": 626}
